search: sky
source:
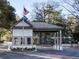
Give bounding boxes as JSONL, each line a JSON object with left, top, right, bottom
{"left": 7, "top": 0, "right": 71, "bottom": 19}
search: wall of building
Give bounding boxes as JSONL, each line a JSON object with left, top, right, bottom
{"left": 13, "top": 29, "right": 33, "bottom": 36}
{"left": 16, "top": 21, "right": 30, "bottom": 26}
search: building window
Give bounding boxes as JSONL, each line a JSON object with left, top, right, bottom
{"left": 27, "top": 37, "right": 31, "bottom": 44}
{"left": 14, "top": 26, "right": 23, "bottom": 29}
{"left": 21, "top": 37, "right": 23, "bottom": 45}
{"left": 14, "top": 37, "right": 17, "bottom": 45}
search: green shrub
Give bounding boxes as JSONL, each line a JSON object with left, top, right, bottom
{"left": 73, "top": 33, "right": 79, "bottom": 43}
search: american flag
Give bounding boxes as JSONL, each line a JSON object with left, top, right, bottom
{"left": 23, "top": 7, "right": 29, "bottom": 16}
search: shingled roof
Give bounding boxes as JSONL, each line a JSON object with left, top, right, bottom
{"left": 12, "top": 16, "right": 63, "bottom": 31}
{"left": 30, "top": 22, "right": 63, "bottom": 31}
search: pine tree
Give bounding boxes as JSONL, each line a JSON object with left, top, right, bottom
{"left": 0, "top": 0, "right": 16, "bottom": 29}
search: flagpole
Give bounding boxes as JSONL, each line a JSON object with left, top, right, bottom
{"left": 22, "top": 7, "right": 29, "bottom": 50}
{"left": 22, "top": 6, "right": 25, "bottom": 50}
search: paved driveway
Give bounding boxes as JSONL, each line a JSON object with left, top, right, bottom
{"left": 36, "top": 47, "right": 79, "bottom": 58}
{"left": 0, "top": 44, "right": 79, "bottom": 59}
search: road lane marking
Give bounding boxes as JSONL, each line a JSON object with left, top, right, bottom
{"left": 27, "top": 54, "right": 61, "bottom": 59}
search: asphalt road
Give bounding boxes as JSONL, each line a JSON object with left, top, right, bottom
{"left": 0, "top": 44, "right": 79, "bottom": 59}
{"left": 0, "top": 52, "right": 46, "bottom": 59}
{"left": 0, "top": 50, "right": 78, "bottom": 59}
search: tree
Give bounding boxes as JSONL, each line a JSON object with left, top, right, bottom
{"left": 33, "top": 2, "right": 63, "bottom": 25}
{"left": 60, "top": 0, "right": 79, "bottom": 44}
{"left": 32, "top": 2, "right": 65, "bottom": 44}
{"left": 66, "top": 16, "right": 79, "bottom": 44}
{"left": 0, "top": 0, "right": 16, "bottom": 41}
{"left": 33, "top": 3, "right": 46, "bottom": 22}
{"left": 0, "top": 0, "right": 16, "bottom": 29}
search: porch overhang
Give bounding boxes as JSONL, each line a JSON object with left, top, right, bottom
{"left": 33, "top": 28, "right": 62, "bottom": 32}
{"left": 30, "top": 22, "right": 63, "bottom": 32}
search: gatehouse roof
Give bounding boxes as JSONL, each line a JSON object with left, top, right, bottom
{"left": 30, "top": 22, "right": 63, "bottom": 31}
{"left": 12, "top": 16, "right": 63, "bottom": 31}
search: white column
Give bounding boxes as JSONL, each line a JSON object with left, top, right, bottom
{"left": 54, "top": 33, "right": 56, "bottom": 46}
{"left": 59, "top": 30, "right": 62, "bottom": 50}
{"left": 57, "top": 32, "right": 59, "bottom": 45}
{"left": 12, "top": 36, "right": 14, "bottom": 46}
{"left": 55, "top": 32, "right": 57, "bottom": 49}
{"left": 12, "top": 29, "right": 14, "bottom": 46}
{"left": 25, "top": 37, "right": 27, "bottom": 46}
{"left": 56, "top": 32, "right": 60, "bottom": 50}
{"left": 31, "top": 37, "right": 33, "bottom": 45}
{"left": 53, "top": 33, "right": 57, "bottom": 49}
{"left": 18, "top": 37, "right": 21, "bottom": 46}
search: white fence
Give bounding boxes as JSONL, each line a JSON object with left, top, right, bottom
{"left": 62, "top": 44, "right": 79, "bottom": 48}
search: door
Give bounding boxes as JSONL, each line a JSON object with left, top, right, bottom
{"left": 27, "top": 37, "right": 31, "bottom": 45}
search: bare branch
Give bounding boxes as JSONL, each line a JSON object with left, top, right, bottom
{"left": 60, "top": 0, "right": 79, "bottom": 19}
{"left": 62, "top": 0, "right": 79, "bottom": 12}
{"left": 61, "top": 5, "right": 79, "bottom": 19}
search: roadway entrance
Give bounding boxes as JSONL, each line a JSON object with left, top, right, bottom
{"left": 33, "top": 30, "right": 63, "bottom": 50}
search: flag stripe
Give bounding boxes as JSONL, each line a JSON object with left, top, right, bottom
{"left": 23, "top": 7, "right": 29, "bottom": 15}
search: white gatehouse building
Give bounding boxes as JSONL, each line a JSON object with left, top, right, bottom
{"left": 11, "top": 16, "right": 63, "bottom": 50}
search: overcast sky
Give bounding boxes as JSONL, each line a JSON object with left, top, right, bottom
{"left": 7, "top": 0, "right": 71, "bottom": 19}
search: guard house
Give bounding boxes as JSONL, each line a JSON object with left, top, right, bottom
{"left": 11, "top": 16, "right": 63, "bottom": 50}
